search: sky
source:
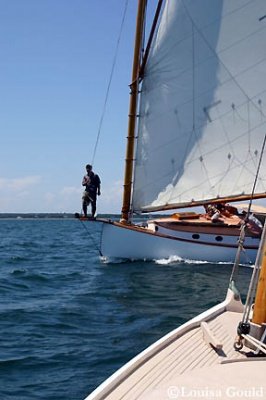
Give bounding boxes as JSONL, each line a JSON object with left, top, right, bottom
{"left": 0, "top": 0, "right": 156, "bottom": 214}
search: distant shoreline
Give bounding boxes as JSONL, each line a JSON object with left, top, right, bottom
{"left": 0, "top": 213, "right": 161, "bottom": 220}
{"left": 0, "top": 213, "right": 120, "bottom": 219}
{"left": 0, "top": 213, "right": 75, "bottom": 219}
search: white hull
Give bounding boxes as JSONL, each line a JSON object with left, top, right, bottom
{"left": 99, "top": 219, "right": 259, "bottom": 264}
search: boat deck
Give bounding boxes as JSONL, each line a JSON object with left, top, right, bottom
{"left": 149, "top": 213, "right": 262, "bottom": 237}
{"left": 88, "top": 310, "right": 266, "bottom": 400}
{"left": 152, "top": 213, "right": 242, "bottom": 226}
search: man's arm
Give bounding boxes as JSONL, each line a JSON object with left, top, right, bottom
{"left": 97, "top": 176, "right": 101, "bottom": 195}
{"left": 82, "top": 175, "right": 89, "bottom": 186}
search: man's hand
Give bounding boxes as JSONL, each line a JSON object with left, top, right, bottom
{"left": 98, "top": 190, "right": 101, "bottom": 196}
{"left": 82, "top": 176, "right": 90, "bottom": 186}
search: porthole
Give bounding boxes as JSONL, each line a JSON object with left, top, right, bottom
{"left": 155, "top": 225, "right": 159, "bottom": 232}
{"left": 192, "top": 234, "right": 200, "bottom": 239}
{"left": 215, "top": 236, "right": 223, "bottom": 242}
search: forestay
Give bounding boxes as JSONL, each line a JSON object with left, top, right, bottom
{"left": 132, "top": 0, "right": 266, "bottom": 213}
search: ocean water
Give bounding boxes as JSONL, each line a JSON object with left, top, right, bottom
{"left": 0, "top": 218, "right": 252, "bottom": 400}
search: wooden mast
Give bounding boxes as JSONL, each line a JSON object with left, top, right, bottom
{"left": 252, "top": 237, "right": 266, "bottom": 325}
{"left": 121, "top": 0, "right": 147, "bottom": 222}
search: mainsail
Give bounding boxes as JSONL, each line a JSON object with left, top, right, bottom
{"left": 132, "top": 0, "right": 266, "bottom": 213}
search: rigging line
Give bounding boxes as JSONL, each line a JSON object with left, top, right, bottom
{"left": 244, "top": 132, "right": 266, "bottom": 218}
{"left": 242, "top": 222, "right": 266, "bottom": 325}
{"left": 79, "top": 219, "right": 103, "bottom": 257}
{"left": 91, "top": 0, "right": 129, "bottom": 167}
{"left": 230, "top": 131, "right": 266, "bottom": 288}
{"left": 248, "top": 100, "right": 251, "bottom": 152}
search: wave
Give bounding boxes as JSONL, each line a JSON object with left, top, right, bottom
{"left": 155, "top": 255, "right": 210, "bottom": 265}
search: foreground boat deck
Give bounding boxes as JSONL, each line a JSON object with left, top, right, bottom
{"left": 86, "top": 306, "right": 266, "bottom": 400}
{"left": 132, "top": 311, "right": 265, "bottom": 400}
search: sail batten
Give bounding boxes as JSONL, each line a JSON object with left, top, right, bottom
{"left": 132, "top": 0, "right": 266, "bottom": 213}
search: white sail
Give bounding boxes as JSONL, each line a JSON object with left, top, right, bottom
{"left": 132, "top": 0, "right": 266, "bottom": 213}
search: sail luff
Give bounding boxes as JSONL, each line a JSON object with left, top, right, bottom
{"left": 121, "top": 0, "right": 147, "bottom": 222}
{"left": 139, "top": 0, "right": 164, "bottom": 81}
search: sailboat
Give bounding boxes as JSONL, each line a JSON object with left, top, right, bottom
{"left": 82, "top": 0, "right": 266, "bottom": 263}
{"left": 84, "top": 220, "right": 266, "bottom": 399}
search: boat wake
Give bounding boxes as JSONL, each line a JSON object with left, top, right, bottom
{"left": 100, "top": 255, "right": 209, "bottom": 265}
{"left": 99, "top": 256, "right": 138, "bottom": 264}
{"left": 155, "top": 257, "right": 255, "bottom": 267}
{"left": 99, "top": 255, "right": 254, "bottom": 268}
{"left": 154, "top": 255, "right": 210, "bottom": 265}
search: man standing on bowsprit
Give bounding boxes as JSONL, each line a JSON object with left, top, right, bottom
{"left": 82, "top": 164, "right": 101, "bottom": 219}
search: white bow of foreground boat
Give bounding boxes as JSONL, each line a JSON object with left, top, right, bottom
{"left": 85, "top": 288, "right": 266, "bottom": 400}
